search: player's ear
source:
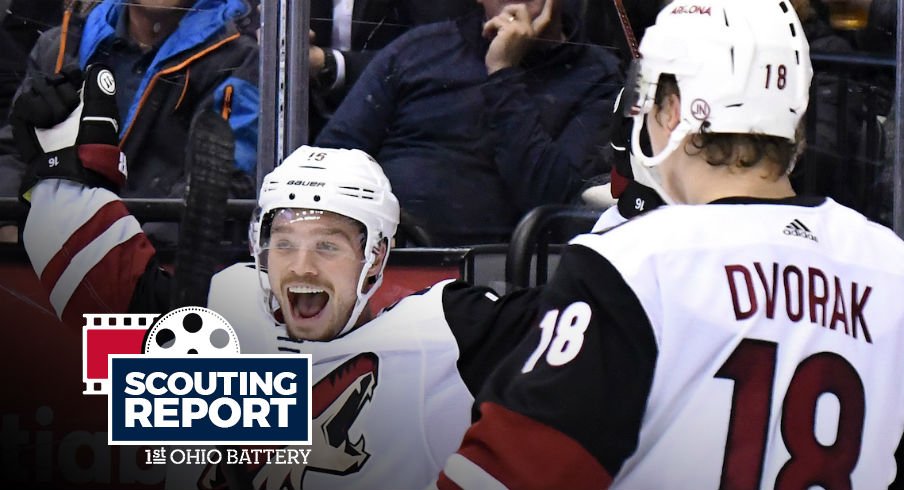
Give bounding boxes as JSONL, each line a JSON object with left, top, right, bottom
{"left": 362, "top": 239, "right": 389, "bottom": 293}
{"left": 653, "top": 93, "right": 681, "bottom": 132}
{"left": 663, "top": 93, "right": 681, "bottom": 131}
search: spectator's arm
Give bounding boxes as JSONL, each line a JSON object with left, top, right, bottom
{"left": 333, "top": 49, "right": 374, "bottom": 97}
{"left": 312, "top": 48, "right": 377, "bottom": 114}
{"left": 314, "top": 44, "right": 401, "bottom": 154}
{"left": 481, "top": 60, "right": 621, "bottom": 212}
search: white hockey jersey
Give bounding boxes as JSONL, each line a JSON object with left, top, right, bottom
{"left": 165, "top": 270, "right": 474, "bottom": 490}
{"left": 590, "top": 205, "right": 627, "bottom": 232}
{"left": 440, "top": 196, "right": 904, "bottom": 490}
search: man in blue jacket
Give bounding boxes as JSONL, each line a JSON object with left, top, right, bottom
{"left": 0, "top": 0, "right": 259, "bottom": 207}
{"left": 316, "top": 0, "right": 622, "bottom": 246}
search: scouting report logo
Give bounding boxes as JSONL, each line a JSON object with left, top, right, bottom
{"left": 81, "top": 307, "right": 312, "bottom": 446}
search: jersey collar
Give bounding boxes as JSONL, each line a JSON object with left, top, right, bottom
{"left": 709, "top": 195, "right": 826, "bottom": 207}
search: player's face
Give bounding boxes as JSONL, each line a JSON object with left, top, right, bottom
{"left": 477, "top": 0, "right": 547, "bottom": 19}
{"left": 265, "top": 210, "right": 366, "bottom": 341}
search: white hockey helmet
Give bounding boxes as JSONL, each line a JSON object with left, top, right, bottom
{"left": 624, "top": 0, "right": 812, "bottom": 200}
{"left": 249, "top": 146, "right": 400, "bottom": 336}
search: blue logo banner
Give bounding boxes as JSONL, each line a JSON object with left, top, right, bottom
{"left": 108, "top": 355, "right": 311, "bottom": 444}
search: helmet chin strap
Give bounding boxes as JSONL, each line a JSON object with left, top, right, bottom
{"left": 338, "top": 256, "right": 378, "bottom": 337}
{"left": 254, "top": 255, "right": 283, "bottom": 324}
{"left": 630, "top": 158, "right": 675, "bottom": 206}
{"left": 630, "top": 115, "right": 697, "bottom": 205}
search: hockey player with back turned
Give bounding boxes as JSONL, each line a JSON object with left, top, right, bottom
{"left": 11, "top": 65, "right": 539, "bottom": 489}
{"left": 436, "top": 0, "right": 904, "bottom": 488}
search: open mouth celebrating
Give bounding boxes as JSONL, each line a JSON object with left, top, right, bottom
{"left": 287, "top": 285, "right": 330, "bottom": 320}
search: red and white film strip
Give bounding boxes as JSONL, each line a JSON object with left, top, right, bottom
{"left": 81, "top": 313, "right": 159, "bottom": 395}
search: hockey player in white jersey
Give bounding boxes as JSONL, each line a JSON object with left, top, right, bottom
{"left": 12, "top": 66, "right": 538, "bottom": 489}
{"left": 437, "top": 1, "right": 904, "bottom": 489}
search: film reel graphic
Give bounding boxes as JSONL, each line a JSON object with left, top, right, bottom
{"left": 142, "top": 307, "right": 241, "bottom": 356}
{"left": 82, "top": 313, "right": 160, "bottom": 394}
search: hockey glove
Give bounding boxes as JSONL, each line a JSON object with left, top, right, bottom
{"left": 12, "top": 64, "right": 127, "bottom": 201}
{"left": 609, "top": 88, "right": 665, "bottom": 219}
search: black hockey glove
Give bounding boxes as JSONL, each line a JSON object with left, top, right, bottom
{"left": 12, "top": 64, "right": 127, "bottom": 202}
{"left": 610, "top": 87, "right": 664, "bottom": 219}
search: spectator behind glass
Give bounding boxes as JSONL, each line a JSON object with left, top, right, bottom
{"left": 792, "top": 0, "right": 895, "bottom": 226}
{"left": 316, "top": 0, "right": 623, "bottom": 246}
{"left": 0, "top": 0, "right": 260, "bottom": 222}
{"left": 301, "top": 0, "right": 478, "bottom": 139}
{"left": 0, "top": 0, "right": 66, "bottom": 242}
{"left": 0, "top": 0, "right": 65, "bottom": 124}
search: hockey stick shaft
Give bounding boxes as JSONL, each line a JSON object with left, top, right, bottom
{"left": 612, "top": 0, "right": 640, "bottom": 59}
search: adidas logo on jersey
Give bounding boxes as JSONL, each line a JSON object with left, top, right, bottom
{"left": 783, "top": 219, "right": 817, "bottom": 242}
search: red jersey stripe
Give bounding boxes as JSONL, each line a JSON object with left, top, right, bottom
{"left": 40, "top": 200, "right": 131, "bottom": 295}
{"left": 450, "top": 402, "right": 612, "bottom": 490}
{"left": 60, "top": 233, "right": 155, "bottom": 328}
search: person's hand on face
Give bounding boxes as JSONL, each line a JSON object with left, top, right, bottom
{"left": 482, "top": 0, "right": 556, "bottom": 74}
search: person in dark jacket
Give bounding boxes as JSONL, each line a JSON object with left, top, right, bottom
{"left": 0, "top": 0, "right": 66, "bottom": 124}
{"left": 305, "top": 0, "right": 478, "bottom": 139}
{"left": 316, "top": 0, "right": 622, "bottom": 246}
{"left": 0, "top": 0, "right": 259, "bottom": 206}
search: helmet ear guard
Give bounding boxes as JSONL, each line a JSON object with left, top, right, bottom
{"left": 250, "top": 146, "right": 400, "bottom": 337}
{"left": 624, "top": 0, "right": 812, "bottom": 197}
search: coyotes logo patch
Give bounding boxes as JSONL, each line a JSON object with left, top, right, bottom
{"left": 199, "top": 353, "right": 379, "bottom": 489}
